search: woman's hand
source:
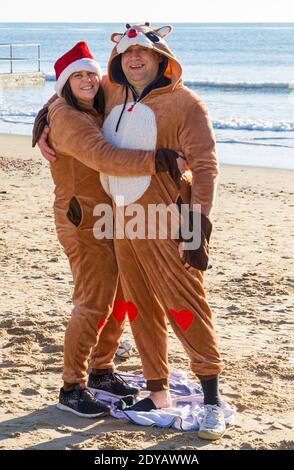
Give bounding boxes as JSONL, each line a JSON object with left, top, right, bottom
{"left": 176, "top": 152, "right": 189, "bottom": 173}
{"left": 38, "top": 126, "right": 56, "bottom": 162}
{"left": 178, "top": 241, "right": 185, "bottom": 258}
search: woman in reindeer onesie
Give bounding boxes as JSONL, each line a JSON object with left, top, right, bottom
{"left": 33, "top": 40, "right": 181, "bottom": 418}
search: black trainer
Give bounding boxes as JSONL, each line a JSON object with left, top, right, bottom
{"left": 56, "top": 385, "right": 110, "bottom": 418}
{"left": 87, "top": 371, "right": 140, "bottom": 398}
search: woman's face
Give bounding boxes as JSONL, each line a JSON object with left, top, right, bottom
{"left": 69, "top": 71, "right": 99, "bottom": 103}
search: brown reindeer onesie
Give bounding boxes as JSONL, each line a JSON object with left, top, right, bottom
{"left": 99, "top": 23, "right": 224, "bottom": 391}
{"left": 46, "top": 96, "right": 177, "bottom": 385}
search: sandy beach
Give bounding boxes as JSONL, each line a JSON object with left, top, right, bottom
{"left": 0, "top": 133, "right": 293, "bottom": 450}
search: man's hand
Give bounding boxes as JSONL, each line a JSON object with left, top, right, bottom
{"left": 179, "top": 213, "right": 212, "bottom": 271}
{"left": 38, "top": 126, "right": 56, "bottom": 162}
{"left": 178, "top": 241, "right": 194, "bottom": 270}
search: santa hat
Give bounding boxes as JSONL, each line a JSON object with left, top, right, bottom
{"left": 54, "top": 41, "right": 102, "bottom": 97}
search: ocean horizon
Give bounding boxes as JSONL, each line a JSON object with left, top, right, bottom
{"left": 0, "top": 22, "right": 293, "bottom": 169}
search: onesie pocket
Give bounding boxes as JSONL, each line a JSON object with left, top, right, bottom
{"left": 67, "top": 196, "right": 82, "bottom": 227}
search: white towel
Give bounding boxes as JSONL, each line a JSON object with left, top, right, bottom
{"left": 90, "top": 371, "right": 235, "bottom": 431}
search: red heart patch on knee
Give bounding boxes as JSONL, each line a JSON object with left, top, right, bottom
{"left": 170, "top": 308, "right": 193, "bottom": 332}
{"left": 127, "top": 302, "right": 138, "bottom": 322}
{"left": 112, "top": 300, "right": 128, "bottom": 323}
{"left": 112, "top": 300, "right": 138, "bottom": 323}
{"left": 97, "top": 317, "right": 107, "bottom": 331}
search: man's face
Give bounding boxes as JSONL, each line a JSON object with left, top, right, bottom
{"left": 121, "top": 46, "right": 162, "bottom": 90}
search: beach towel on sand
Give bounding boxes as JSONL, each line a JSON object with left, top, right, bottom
{"left": 89, "top": 371, "right": 235, "bottom": 431}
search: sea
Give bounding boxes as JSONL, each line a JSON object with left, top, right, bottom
{"left": 0, "top": 22, "right": 293, "bottom": 168}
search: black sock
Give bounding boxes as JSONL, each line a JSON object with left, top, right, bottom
{"left": 200, "top": 376, "right": 221, "bottom": 406}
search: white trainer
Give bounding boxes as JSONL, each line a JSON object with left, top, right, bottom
{"left": 116, "top": 340, "right": 133, "bottom": 358}
{"left": 198, "top": 404, "right": 226, "bottom": 440}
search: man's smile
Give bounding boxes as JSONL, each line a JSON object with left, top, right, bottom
{"left": 129, "top": 64, "right": 145, "bottom": 69}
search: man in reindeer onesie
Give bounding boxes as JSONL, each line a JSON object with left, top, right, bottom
{"left": 36, "top": 23, "right": 226, "bottom": 440}
{"left": 98, "top": 23, "right": 226, "bottom": 440}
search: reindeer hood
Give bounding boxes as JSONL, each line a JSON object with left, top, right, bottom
{"left": 108, "top": 22, "right": 182, "bottom": 89}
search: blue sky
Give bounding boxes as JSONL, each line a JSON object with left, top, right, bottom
{"left": 1, "top": 0, "right": 294, "bottom": 22}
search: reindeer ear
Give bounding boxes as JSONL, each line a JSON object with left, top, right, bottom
{"left": 111, "top": 32, "right": 124, "bottom": 44}
{"left": 154, "top": 25, "right": 173, "bottom": 38}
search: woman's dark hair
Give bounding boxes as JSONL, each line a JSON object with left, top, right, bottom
{"left": 61, "top": 78, "right": 105, "bottom": 117}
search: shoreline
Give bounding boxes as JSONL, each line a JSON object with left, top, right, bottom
{"left": 0, "top": 133, "right": 294, "bottom": 173}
